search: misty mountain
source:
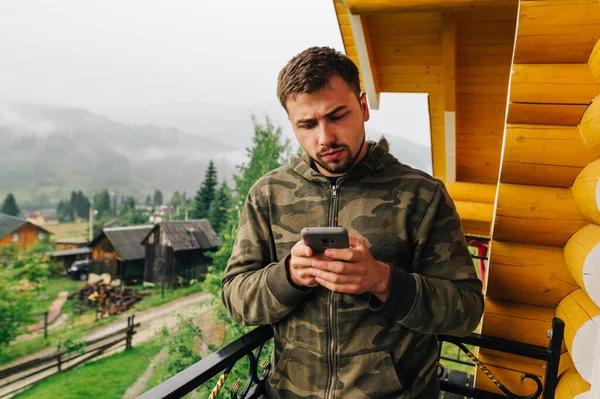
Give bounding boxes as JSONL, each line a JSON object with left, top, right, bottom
{"left": 0, "top": 103, "right": 244, "bottom": 206}
{"left": 0, "top": 102, "right": 431, "bottom": 209}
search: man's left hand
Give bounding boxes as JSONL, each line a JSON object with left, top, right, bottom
{"left": 310, "top": 234, "right": 391, "bottom": 302}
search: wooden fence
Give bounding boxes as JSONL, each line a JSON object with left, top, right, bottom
{"left": 0, "top": 315, "right": 138, "bottom": 398}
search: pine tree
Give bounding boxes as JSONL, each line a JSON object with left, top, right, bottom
{"left": 153, "top": 189, "right": 163, "bottom": 206}
{"left": 1, "top": 193, "right": 20, "bottom": 216}
{"left": 170, "top": 191, "right": 183, "bottom": 208}
{"left": 94, "top": 189, "right": 111, "bottom": 219}
{"left": 207, "top": 183, "right": 231, "bottom": 234}
{"left": 202, "top": 116, "right": 290, "bottom": 340}
{"left": 191, "top": 161, "right": 218, "bottom": 219}
{"left": 145, "top": 195, "right": 152, "bottom": 207}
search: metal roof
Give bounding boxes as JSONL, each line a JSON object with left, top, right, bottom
{"left": 49, "top": 247, "right": 91, "bottom": 257}
{"left": 141, "top": 220, "right": 221, "bottom": 252}
{"left": 89, "top": 225, "right": 153, "bottom": 260}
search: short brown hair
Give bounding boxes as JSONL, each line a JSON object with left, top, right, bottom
{"left": 277, "top": 46, "right": 361, "bottom": 110}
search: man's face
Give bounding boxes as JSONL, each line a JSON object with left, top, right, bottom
{"left": 286, "top": 76, "right": 370, "bottom": 177}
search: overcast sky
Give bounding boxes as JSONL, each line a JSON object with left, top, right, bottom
{"left": 0, "top": 0, "right": 432, "bottom": 149}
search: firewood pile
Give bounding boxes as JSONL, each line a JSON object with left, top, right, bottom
{"left": 68, "top": 281, "right": 151, "bottom": 317}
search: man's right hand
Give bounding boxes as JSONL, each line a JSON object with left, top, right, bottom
{"left": 288, "top": 240, "right": 320, "bottom": 288}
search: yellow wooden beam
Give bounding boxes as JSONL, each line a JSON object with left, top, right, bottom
{"left": 501, "top": 124, "right": 597, "bottom": 187}
{"left": 494, "top": 183, "right": 588, "bottom": 247}
{"left": 342, "top": 0, "right": 516, "bottom": 14}
{"left": 446, "top": 182, "right": 496, "bottom": 204}
{"left": 511, "top": 64, "right": 600, "bottom": 105}
{"left": 487, "top": 240, "right": 577, "bottom": 308}
{"left": 442, "top": 14, "right": 457, "bottom": 183}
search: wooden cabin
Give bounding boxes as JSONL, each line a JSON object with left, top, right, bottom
{"left": 0, "top": 213, "right": 51, "bottom": 252}
{"left": 55, "top": 238, "right": 89, "bottom": 251}
{"left": 141, "top": 220, "right": 221, "bottom": 286}
{"left": 88, "top": 225, "right": 153, "bottom": 285}
{"left": 333, "top": 0, "right": 600, "bottom": 397}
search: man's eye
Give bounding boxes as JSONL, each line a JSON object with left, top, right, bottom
{"left": 299, "top": 122, "right": 317, "bottom": 129}
{"left": 330, "top": 113, "right": 346, "bottom": 121}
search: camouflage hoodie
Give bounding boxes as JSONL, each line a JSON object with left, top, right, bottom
{"left": 222, "top": 138, "right": 484, "bottom": 399}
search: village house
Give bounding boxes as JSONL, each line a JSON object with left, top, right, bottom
{"left": 24, "top": 209, "right": 58, "bottom": 225}
{"left": 49, "top": 238, "right": 91, "bottom": 274}
{"left": 88, "top": 225, "right": 153, "bottom": 285}
{"left": 141, "top": 220, "right": 220, "bottom": 286}
{"left": 0, "top": 213, "right": 51, "bottom": 252}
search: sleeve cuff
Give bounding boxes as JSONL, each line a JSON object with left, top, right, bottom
{"left": 266, "top": 254, "right": 312, "bottom": 308}
{"left": 369, "top": 265, "right": 417, "bottom": 321}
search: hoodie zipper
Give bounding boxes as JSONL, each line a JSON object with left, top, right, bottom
{"left": 326, "top": 182, "right": 340, "bottom": 399}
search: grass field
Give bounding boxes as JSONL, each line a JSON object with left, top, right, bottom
{"left": 14, "top": 339, "right": 162, "bottom": 399}
{"left": 45, "top": 223, "right": 88, "bottom": 241}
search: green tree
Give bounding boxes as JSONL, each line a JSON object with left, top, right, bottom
{"left": 192, "top": 161, "right": 218, "bottom": 219}
{"left": 170, "top": 190, "right": 183, "bottom": 208}
{"left": 0, "top": 271, "right": 32, "bottom": 350}
{"left": 74, "top": 191, "right": 91, "bottom": 220}
{"left": 1, "top": 193, "right": 20, "bottom": 216}
{"left": 94, "top": 189, "right": 112, "bottom": 219}
{"left": 202, "top": 116, "right": 290, "bottom": 342}
{"left": 145, "top": 194, "right": 152, "bottom": 207}
{"left": 153, "top": 189, "right": 163, "bottom": 206}
{"left": 207, "top": 183, "right": 231, "bottom": 234}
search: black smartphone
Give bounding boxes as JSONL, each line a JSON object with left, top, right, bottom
{"left": 301, "top": 227, "right": 350, "bottom": 253}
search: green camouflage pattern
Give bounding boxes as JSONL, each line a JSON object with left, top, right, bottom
{"left": 222, "top": 138, "right": 484, "bottom": 398}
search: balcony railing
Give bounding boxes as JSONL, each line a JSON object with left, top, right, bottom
{"left": 138, "top": 237, "right": 566, "bottom": 399}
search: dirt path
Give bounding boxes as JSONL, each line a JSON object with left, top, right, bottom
{"left": 121, "top": 352, "right": 166, "bottom": 399}
{"left": 0, "top": 292, "right": 212, "bottom": 398}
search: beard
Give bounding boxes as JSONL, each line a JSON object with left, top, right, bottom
{"left": 313, "top": 136, "right": 365, "bottom": 175}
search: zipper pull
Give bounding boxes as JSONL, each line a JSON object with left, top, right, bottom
{"left": 332, "top": 185, "right": 337, "bottom": 199}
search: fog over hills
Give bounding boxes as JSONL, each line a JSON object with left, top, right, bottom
{"left": 0, "top": 102, "right": 431, "bottom": 208}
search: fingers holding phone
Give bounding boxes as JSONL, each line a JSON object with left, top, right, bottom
{"left": 287, "top": 240, "right": 320, "bottom": 288}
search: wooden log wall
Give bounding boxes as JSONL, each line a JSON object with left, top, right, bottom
{"left": 481, "top": 1, "right": 600, "bottom": 396}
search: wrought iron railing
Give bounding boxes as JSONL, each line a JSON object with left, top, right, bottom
{"left": 138, "top": 317, "right": 564, "bottom": 399}
{"left": 138, "top": 237, "right": 566, "bottom": 399}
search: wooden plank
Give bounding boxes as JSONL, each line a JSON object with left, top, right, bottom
{"left": 461, "top": 219, "right": 491, "bottom": 236}
{"left": 343, "top": 0, "right": 516, "bottom": 14}
{"left": 487, "top": 240, "right": 578, "bottom": 307}
{"left": 454, "top": 201, "right": 494, "bottom": 223}
{"left": 442, "top": 15, "right": 457, "bottom": 112}
{"left": 500, "top": 124, "right": 597, "bottom": 186}
{"left": 494, "top": 184, "right": 588, "bottom": 246}
{"left": 507, "top": 103, "right": 587, "bottom": 126}
{"left": 378, "top": 82, "right": 444, "bottom": 93}
{"left": 374, "top": 55, "right": 443, "bottom": 67}
{"left": 481, "top": 298, "right": 554, "bottom": 347}
{"left": 446, "top": 182, "right": 497, "bottom": 203}
{"left": 511, "top": 64, "right": 600, "bottom": 105}
{"left": 514, "top": 0, "right": 600, "bottom": 63}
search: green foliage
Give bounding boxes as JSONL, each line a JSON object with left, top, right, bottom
{"left": 203, "top": 115, "right": 290, "bottom": 340}
{"left": 170, "top": 190, "right": 183, "bottom": 208}
{"left": 192, "top": 160, "right": 218, "bottom": 219}
{"left": 0, "top": 269, "right": 33, "bottom": 349}
{"left": 93, "top": 189, "right": 112, "bottom": 219}
{"left": 119, "top": 210, "right": 148, "bottom": 227}
{"left": 1, "top": 193, "right": 21, "bottom": 216}
{"left": 153, "top": 189, "right": 163, "bottom": 206}
{"left": 145, "top": 194, "right": 152, "bottom": 206}
{"left": 207, "top": 182, "right": 232, "bottom": 234}
{"left": 56, "top": 333, "right": 87, "bottom": 357}
{"left": 0, "top": 245, "right": 19, "bottom": 266}
{"left": 159, "top": 314, "right": 207, "bottom": 377}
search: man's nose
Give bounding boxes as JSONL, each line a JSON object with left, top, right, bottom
{"left": 317, "top": 122, "right": 336, "bottom": 146}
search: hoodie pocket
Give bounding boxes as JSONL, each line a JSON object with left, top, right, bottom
{"left": 268, "top": 342, "right": 294, "bottom": 389}
{"left": 336, "top": 350, "right": 403, "bottom": 398}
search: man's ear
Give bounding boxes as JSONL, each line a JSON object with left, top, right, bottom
{"left": 359, "top": 92, "right": 370, "bottom": 122}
